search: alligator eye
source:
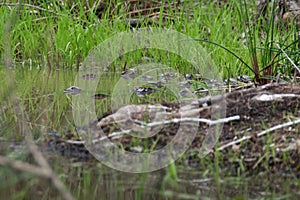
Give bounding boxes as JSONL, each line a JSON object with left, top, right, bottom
{"left": 69, "top": 86, "right": 81, "bottom": 91}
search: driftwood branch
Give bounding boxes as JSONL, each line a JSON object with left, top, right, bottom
{"left": 25, "top": 136, "right": 75, "bottom": 200}
{"left": 66, "top": 115, "right": 240, "bottom": 145}
{"left": 133, "top": 115, "right": 240, "bottom": 128}
{"left": 217, "top": 118, "right": 300, "bottom": 151}
{"left": 0, "top": 155, "right": 50, "bottom": 177}
{"left": 0, "top": 84, "right": 75, "bottom": 200}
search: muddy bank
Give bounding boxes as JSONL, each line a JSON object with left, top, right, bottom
{"left": 46, "top": 83, "right": 300, "bottom": 176}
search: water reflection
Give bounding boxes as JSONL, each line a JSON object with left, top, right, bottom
{"left": 47, "top": 153, "right": 166, "bottom": 200}
{"left": 1, "top": 139, "right": 299, "bottom": 199}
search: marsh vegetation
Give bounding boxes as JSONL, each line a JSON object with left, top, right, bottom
{"left": 0, "top": 0, "right": 299, "bottom": 199}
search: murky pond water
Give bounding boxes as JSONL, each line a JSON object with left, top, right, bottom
{"left": 0, "top": 67, "right": 299, "bottom": 199}
{"left": 1, "top": 148, "right": 298, "bottom": 199}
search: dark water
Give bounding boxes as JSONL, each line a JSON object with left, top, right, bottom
{"left": 0, "top": 143, "right": 299, "bottom": 200}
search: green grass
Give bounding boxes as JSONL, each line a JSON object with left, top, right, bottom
{"left": 0, "top": 1, "right": 298, "bottom": 78}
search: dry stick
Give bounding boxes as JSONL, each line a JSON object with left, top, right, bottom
{"left": 252, "top": 153, "right": 267, "bottom": 170}
{"left": 0, "top": 152, "right": 74, "bottom": 200}
{"left": 217, "top": 118, "right": 300, "bottom": 151}
{"left": 135, "top": 115, "right": 240, "bottom": 128}
{"left": 276, "top": 43, "right": 300, "bottom": 74}
{"left": 65, "top": 130, "right": 132, "bottom": 145}
{"left": 0, "top": 156, "right": 50, "bottom": 177}
{"left": 126, "top": 5, "right": 163, "bottom": 15}
{"left": 0, "top": 120, "right": 75, "bottom": 199}
{"left": 126, "top": 1, "right": 178, "bottom": 16}
{"left": 0, "top": 3, "right": 65, "bottom": 16}
{"left": 27, "top": 138, "right": 75, "bottom": 199}
{"left": 13, "top": 89, "right": 75, "bottom": 200}
{"left": 24, "top": 125, "right": 75, "bottom": 200}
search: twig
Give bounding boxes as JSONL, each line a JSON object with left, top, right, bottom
{"left": 0, "top": 155, "right": 50, "bottom": 177}
{"left": 126, "top": 5, "right": 162, "bottom": 16}
{"left": 276, "top": 43, "right": 300, "bottom": 74}
{"left": 0, "top": 3, "right": 65, "bottom": 16}
{"left": 65, "top": 130, "right": 131, "bottom": 145}
{"left": 25, "top": 136, "right": 75, "bottom": 200}
{"left": 252, "top": 153, "right": 267, "bottom": 169}
{"left": 217, "top": 118, "right": 300, "bottom": 151}
{"left": 5, "top": 80, "right": 75, "bottom": 199}
{"left": 135, "top": 115, "right": 240, "bottom": 127}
